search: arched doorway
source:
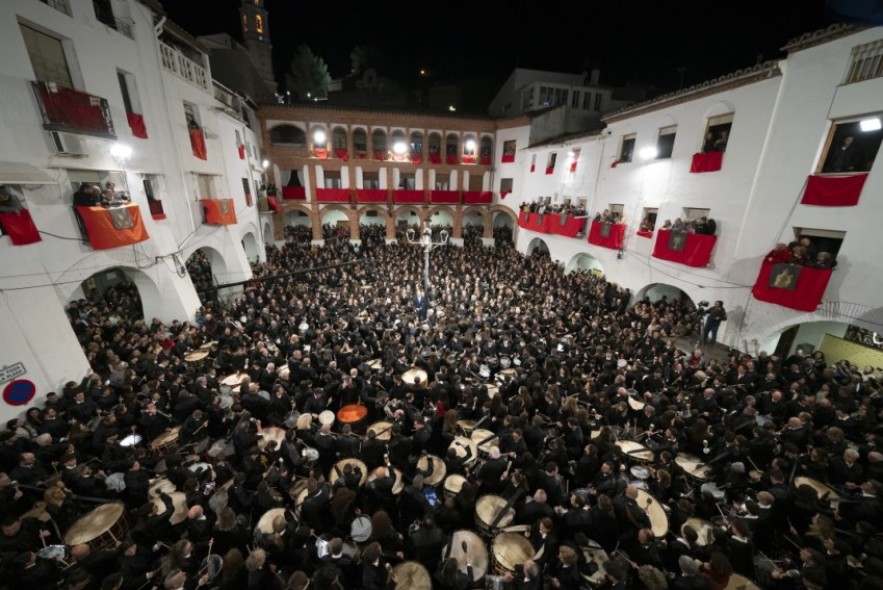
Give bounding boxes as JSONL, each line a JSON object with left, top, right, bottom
{"left": 320, "top": 207, "right": 353, "bottom": 239}
{"left": 632, "top": 283, "right": 695, "bottom": 306}
{"left": 462, "top": 209, "right": 486, "bottom": 243}
{"left": 763, "top": 321, "right": 858, "bottom": 361}
{"left": 565, "top": 253, "right": 604, "bottom": 277}
{"left": 395, "top": 207, "right": 423, "bottom": 240}
{"left": 426, "top": 207, "right": 454, "bottom": 230}
{"left": 492, "top": 209, "right": 516, "bottom": 244}
{"left": 526, "top": 237, "right": 549, "bottom": 256}
{"left": 241, "top": 231, "right": 259, "bottom": 264}
{"left": 186, "top": 246, "right": 229, "bottom": 304}
{"left": 263, "top": 220, "right": 274, "bottom": 243}
{"left": 359, "top": 206, "right": 388, "bottom": 246}
{"left": 66, "top": 266, "right": 162, "bottom": 322}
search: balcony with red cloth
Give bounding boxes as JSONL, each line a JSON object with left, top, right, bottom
{"left": 315, "top": 188, "right": 352, "bottom": 203}
{"left": 334, "top": 149, "right": 349, "bottom": 161}
{"left": 690, "top": 151, "right": 724, "bottom": 173}
{"left": 282, "top": 186, "right": 306, "bottom": 200}
{"left": 550, "top": 215, "right": 587, "bottom": 238}
{"left": 189, "top": 128, "right": 207, "bottom": 160}
{"left": 479, "top": 155, "right": 491, "bottom": 166}
{"left": 411, "top": 154, "right": 423, "bottom": 165}
{"left": 126, "top": 112, "right": 148, "bottom": 139}
{"left": 588, "top": 221, "right": 626, "bottom": 249}
{"left": 517, "top": 211, "right": 546, "bottom": 232}
{"left": 266, "top": 196, "right": 281, "bottom": 213}
{"left": 652, "top": 229, "right": 716, "bottom": 267}
{"left": 800, "top": 173, "right": 868, "bottom": 207}
{"left": 355, "top": 189, "right": 389, "bottom": 204}
{"left": 75, "top": 203, "right": 149, "bottom": 249}
{"left": 636, "top": 230, "right": 654, "bottom": 239}
{"left": 373, "top": 150, "right": 386, "bottom": 161}
{"left": 355, "top": 150, "right": 368, "bottom": 160}
{"left": 501, "top": 153, "right": 515, "bottom": 163}
{"left": 430, "top": 190, "right": 460, "bottom": 204}
{"left": 33, "top": 82, "right": 116, "bottom": 138}
{"left": 461, "top": 155, "right": 476, "bottom": 165}
{"left": 428, "top": 153, "right": 442, "bottom": 164}
{"left": 201, "top": 199, "right": 237, "bottom": 225}
{"left": 0, "top": 209, "right": 41, "bottom": 246}
{"left": 394, "top": 190, "right": 425, "bottom": 204}
{"left": 752, "top": 259, "right": 833, "bottom": 312}
{"left": 313, "top": 148, "right": 328, "bottom": 159}
{"left": 445, "top": 154, "right": 459, "bottom": 165}
{"left": 147, "top": 199, "right": 166, "bottom": 220}
{"left": 463, "top": 191, "right": 492, "bottom": 205}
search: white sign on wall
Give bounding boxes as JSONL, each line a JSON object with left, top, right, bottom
{"left": 0, "top": 363, "right": 27, "bottom": 385}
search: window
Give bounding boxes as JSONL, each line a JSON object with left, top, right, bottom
{"left": 819, "top": 117, "right": 882, "bottom": 174}
{"left": 255, "top": 15, "right": 264, "bottom": 34}
{"left": 196, "top": 174, "right": 214, "bottom": 199}
{"left": 270, "top": 125, "right": 306, "bottom": 145}
{"left": 399, "top": 174, "right": 415, "bottom": 190}
{"left": 500, "top": 178, "right": 513, "bottom": 194}
{"left": 703, "top": 113, "right": 733, "bottom": 152}
{"left": 117, "top": 71, "right": 137, "bottom": 113}
{"left": 353, "top": 129, "right": 367, "bottom": 151}
{"left": 332, "top": 127, "right": 347, "bottom": 150}
{"left": 324, "top": 171, "right": 341, "bottom": 189}
{"left": 463, "top": 135, "right": 476, "bottom": 156}
{"left": 571, "top": 91, "right": 580, "bottom": 108}
{"left": 539, "top": 86, "right": 552, "bottom": 107}
{"left": 503, "top": 140, "right": 516, "bottom": 157}
{"left": 583, "top": 92, "right": 592, "bottom": 110}
{"left": 183, "top": 102, "right": 201, "bottom": 128}
{"left": 363, "top": 172, "right": 379, "bottom": 189}
{"left": 683, "top": 207, "right": 710, "bottom": 222}
{"left": 845, "top": 39, "right": 883, "bottom": 84}
{"left": 522, "top": 87, "right": 534, "bottom": 110}
{"left": 546, "top": 152, "right": 557, "bottom": 172}
{"left": 619, "top": 134, "right": 636, "bottom": 163}
{"left": 435, "top": 174, "right": 449, "bottom": 190}
{"left": 656, "top": 125, "right": 677, "bottom": 159}
{"left": 594, "top": 93, "right": 602, "bottom": 111}
{"left": 641, "top": 207, "right": 658, "bottom": 231}
{"left": 609, "top": 204, "right": 624, "bottom": 222}
{"left": 794, "top": 228, "right": 846, "bottom": 258}
{"left": 427, "top": 133, "right": 441, "bottom": 154}
{"left": 242, "top": 178, "right": 252, "bottom": 206}
{"left": 143, "top": 176, "right": 159, "bottom": 201}
{"left": 234, "top": 130, "right": 242, "bottom": 146}
{"left": 445, "top": 134, "right": 459, "bottom": 155}
{"left": 555, "top": 88, "right": 568, "bottom": 106}
{"left": 410, "top": 132, "right": 423, "bottom": 154}
{"left": 20, "top": 23, "right": 73, "bottom": 87}
{"left": 371, "top": 129, "right": 387, "bottom": 153}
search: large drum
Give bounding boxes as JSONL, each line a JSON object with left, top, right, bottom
{"left": 367, "top": 421, "right": 394, "bottom": 441}
{"left": 153, "top": 491, "right": 188, "bottom": 525}
{"left": 443, "top": 530, "right": 488, "bottom": 584}
{"left": 337, "top": 404, "right": 369, "bottom": 431}
{"left": 470, "top": 429, "right": 498, "bottom": 457}
{"left": 475, "top": 494, "right": 515, "bottom": 536}
{"left": 417, "top": 455, "right": 446, "bottom": 487}
{"left": 616, "top": 440, "right": 654, "bottom": 463}
{"left": 391, "top": 561, "right": 432, "bottom": 590}
{"left": 151, "top": 427, "right": 180, "bottom": 454}
{"left": 581, "top": 539, "right": 609, "bottom": 587}
{"left": 675, "top": 453, "right": 713, "bottom": 481}
{"left": 350, "top": 514, "right": 372, "bottom": 543}
{"left": 793, "top": 476, "right": 840, "bottom": 508}
{"left": 318, "top": 410, "right": 336, "bottom": 428}
{"left": 256, "top": 507, "right": 290, "bottom": 537}
{"left": 725, "top": 574, "right": 761, "bottom": 590}
{"left": 449, "top": 437, "right": 480, "bottom": 465}
{"left": 329, "top": 458, "right": 368, "bottom": 487}
{"left": 444, "top": 474, "right": 467, "bottom": 500}
{"left": 635, "top": 489, "right": 668, "bottom": 538}
{"left": 258, "top": 427, "right": 286, "bottom": 451}
{"left": 491, "top": 532, "right": 535, "bottom": 576}
{"left": 367, "top": 466, "right": 404, "bottom": 495}
{"left": 64, "top": 503, "right": 129, "bottom": 551}
{"left": 148, "top": 477, "right": 177, "bottom": 499}
{"left": 402, "top": 368, "right": 429, "bottom": 387}
{"left": 220, "top": 373, "right": 245, "bottom": 393}
{"left": 684, "top": 517, "right": 716, "bottom": 546}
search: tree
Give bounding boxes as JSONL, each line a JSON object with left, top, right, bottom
{"left": 286, "top": 44, "right": 331, "bottom": 102}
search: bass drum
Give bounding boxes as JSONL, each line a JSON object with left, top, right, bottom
{"left": 442, "top": 530, "right": 488, "bottom": 585}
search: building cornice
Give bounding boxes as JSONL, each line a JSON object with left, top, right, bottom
{"left": 781, "top": 23, "right": 865, "bottom": 54}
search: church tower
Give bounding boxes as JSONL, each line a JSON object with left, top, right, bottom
{"left": 240, "top": 0, "right": 276, "bottom": 95}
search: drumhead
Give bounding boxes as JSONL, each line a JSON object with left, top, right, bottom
{"left": 470, "top": 429, "right": 498, "bottom": 453}
{"left": 391, "top": 561, "right": 432, "bottom": 590}
{"left": 675, "top": 453, "right": 712, "bottom": 480}
{"left": 444, "top": 530, "right": 488, "bottom": 581}
{"left": 491, "top": 532, "right": 535, "bottom": 573}
{"left": 684, "top": 517, "right": 716, "bottom": 546}
{"left": 368, "top": 421, "right": 393, "bottom": 441}
{"left": 416, "top": 455, "right": 446, "bottom": 486}
{"left": 616, "top": 440, "right": 654, "bottom": 462}
{"left": 635, "top": 489, "right": 668, "bottom": 538}
{"left": 256, "top": 507, "right": 289, "bottom": 535}
{"left": 329, "top": 458, "right": 368, "bottom": 487}
{"left": 319, "top": 410, "right": 335, "bottom": 426}
{"left": 351, "top": 514, "right": 372, "bottom": 543}
{"left": 119, "top": 434, "right": 141, "bottom": 447}
{"left": 449, "top": 437, "right": 479, "bottom": 464}
{"left": 475, "top": 495, "right": 515, "bottom": 530}
{"left": 258, "top": 427, "right": 286, "bottom": 450}
{"left": 444, "top": 474, "right": 467, "bottom": 496}
{"left": 64, "top": 503, "right": 125, "bottom": 546}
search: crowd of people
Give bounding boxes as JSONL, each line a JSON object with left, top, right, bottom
{"left": 658, "top": 218, "right": 716, "bottom": 237}
{"left": 520, "top": 201, "right": 588, "bottom": 218}
{"left": 0, "top": 229, "right": 881, "bottom": 590}
{"left": 765, "top": 237, "right": 837, "bottom": 270}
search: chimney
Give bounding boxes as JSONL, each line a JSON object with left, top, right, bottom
{"left": 590, "top": 69, "right": 600, "bottom": 86}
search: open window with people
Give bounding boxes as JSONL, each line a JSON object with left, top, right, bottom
{"left": 691, "top": 113, "right": 732, "bottom": 173}
{"left": 0, "top": 185, "right": 41, "bottom": 245}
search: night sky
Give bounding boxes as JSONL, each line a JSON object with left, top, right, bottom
{"left": 161, "top": 0, "right": 838, "bottom": 106}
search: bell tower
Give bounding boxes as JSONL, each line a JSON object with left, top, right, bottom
{"left": 240, "top": 0, "right": 276, "bottom": 94}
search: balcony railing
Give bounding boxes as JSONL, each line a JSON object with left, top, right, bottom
{"left": 845, "top": 39, "right": 883, "bottom": 84}
{"left": 93, "top": 1, "right": 134, "bottom": 39}
{"left": 159, "top": 41, "right": 209, "bottom": 92}
{"left": 32, "top": 81, "right": 116, "bottom": 138}
{"left": 38, "top": 0, "right": 72, "bottom": 16}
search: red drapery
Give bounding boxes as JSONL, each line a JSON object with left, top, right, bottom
{"left": 355, "top": 151, "right": 368, "bottom": 160}
{"left": 636, "top": 230, "right": 654, "bottom": 239}
{"left": 282, "top": 186, "right": 306, "bottom": 200}
{"left": 554, "top": 216, "right": 587, "bottom": 238}
{"left": 500, "top": 190, "right": 510, "bottom": 199}
{"left": 411, "top": 154, "right": 423, "bottom": 165}
{"left": 189, "top": 129, "right": 207, "bottom": 160}
{"left": 0, "top": 210, "right": 41, "bottom": 245}
{"left": 126, "top": 112, "right": 148, "bottom": 139}
{"left": 430, "top": 190, "right": 460, "bottom": 204}
{"left": 690, "top": 151, "right": 724, "bottom": 173}
{"left": 334, "top": 149, "right": 349, "bottom": 161}
{"left": 147, "top": 200, "right": 166, "bottom": 220}
{"left": 530, "top": 164, "right": 536, "bottom": 173}
{"left": 266, "top": 196, "right": 281, "bottom": 213}
{"left": 545, "top": 166, "right": 555, "bottom": 175}
{"left": 38, "top": 84, "right": 114, "bottom": 136}
{"left": 800, "top": 173, "right": 868, "bottom": 207}
{"left": 394, "top": 190, "right": 425, "bottom": 204}
{"left": 355, "top": 189, "right": 388, "bottom": 203}
{"left": 75, "top": 204, "right": 149, "bottom": 249}
{"left": 428, "top": 153, "right": 442, "bottom": 164}
{"left": 752, "top": 259, "right": 833, "bottom": 312}
{"left": 501, "top": 154, "right": 515, "bottom": 163}
{"left": 463, "top": 191, "right": 492, "bottom": 204}
{"left": 237, "top": 144, "right": 246, "bottom": 159}
{"left": 314, "top": 148, "right": 328, "bottom": 159}
{"left": 201, "top": 199, "right": 237, "bottom": 225}
{"left": 461, "top": 155, "right": 476, "bottom": 165}
{"left": 445, "top": 154, "right": 459, "bottom": 165}
{"left": 517, "top": 211, "right": 546, "bottom": 232}
{"left": 587, "top": 221, "right": 626, "bottom": 249}
{"left": 652, "top": 230, "right": 716, "bottom": 267}
{"left": 373, "top": 150, "right": 386, "bottom": 161}
{"left": 315, "top": 188, "right": 351, "bottom": 203}
{"left": 479, "top": 155, "right": 491, "bottom": 166}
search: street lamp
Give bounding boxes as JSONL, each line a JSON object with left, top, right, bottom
{"left": 406, "top": 224, "right": 449, "bottom": 293}
{"left": 110, "top": 143, "right": 133, "bottom": 192}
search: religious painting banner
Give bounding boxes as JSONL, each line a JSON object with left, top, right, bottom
{"left": 652, "top": 230, "right": 716, "bottom": 267}
{"left": 800, "top": 173, "right": 867, "bottom": 207}
{"left": 668, "top": 230, "right": 686, "bottom": 252}
{"left": 201, "top": 199, "right": 237, "bottom": 225}
{"left": 588, "top": 221, "right": 625, "bottom": 250}
{"left": 76, "top": 204, "right": 149, "bottom": 249}
{"left": 752, "top": 259, "right": 832, "bottom": 311}
{"left": 0, "top": 210, "right": 41, "bottom": 245}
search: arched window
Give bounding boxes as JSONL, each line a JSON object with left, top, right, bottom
{"left": 391, "top": 130, "right": 407, "bottom": 154}
{"left": 480, "top": 136, "right": 493, "bottom": 157}
{"left": 445, "top": 133, "right": 459, "bottom": 155}
{"left": 371, "top": 129, "right": 387, "bottom": 153}
{"left": 270, "top": 125, "right": 306, "bottom": 145}
{"left": 332, "top": 127, "right": 347, "bottom": 150}
{"left": 428, "top": 132, "right": 441, "bottom": 154}
{"left": 255, "top": 15, "right": 264, "bottom": 34}
{"left": 410, "top": 131, "right": 424, "bottom": 154}
{"left": 463, "top": 134, "right": 476, "bottom": 156}
{"left": 353, "top": 128, "right": 368, "bottom": 152}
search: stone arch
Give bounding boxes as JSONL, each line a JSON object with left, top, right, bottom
{"left": 632, "top": 282, "right": 696, "bottom": 306}
{"left": 357, "top": 205, "right": 388, "bottom": 228}
{"left": 262, "top": 220, "right": 274, "bottom": 242}
{"left": 67, "top": 266, "right": 162, "bottom": 321}
{"left": 393, "top": 205, "right": 425, "bottom": 225}
{"left": 353, "top": 127, "right": 368, "bottom": 152}
{"left": 269, "top": 124, "right": 306, "bottom": 146}
{"left": 565, "top": 252, "right": 604, "bottom": 276}
{"left": 283, "top": 208, "right": 312, "bottom": 227}
{"left": 445, "top": 132, "right": 460, "bottom": 156}
{"left": 461, "top": 205, "right": 490, "bottom": 239}
{"left": 331, "top": 125, "right": 347, "bottom": 150}
{"left": 371, "top": 129, "right": 387, "bottom": 153}
{"left": 526, "top": 236, "right": 550, "bottom": 256}
{"left": 241, "top": 231, "right": 260, "bottom": 263}
{"left": 320, "top": 204, "right": 356, "bottom": 237}
{"left": 424, "top": 205, "right": 456, "bottom": 231}
{"left": 185, "top": 245, "right": 230, "bottom": 302}
{"left": 491, "top": 207, "right": 518, "bottom": 244}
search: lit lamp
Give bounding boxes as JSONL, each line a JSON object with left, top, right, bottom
{"left": 639, "top": 146, "right": 658, "bottom": 160}
{"left": 860, "top": 117, "right": 882, "bottom": 132}
{"left": 261, "top": 159, "right": 270, "bottom": 170}
{"left": 313, "top": 129, "right": 327, "bottom": 147}
{"left": 393, "top": 141, "right": 407, "bottom": 156}
{"left": 465, "top": 139, "right": 476, "bottom": 154}
{"left": 110, "top": 143, "right": 133, "bottom": 193}
{"left": 406, "top": 224, "right": 449, "bottom": 293}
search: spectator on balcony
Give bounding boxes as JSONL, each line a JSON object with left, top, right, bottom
{"left": 73, "top": 184, "right": 104, "bottom": 207}
{"left": 824, "top": 135, "right": 863, "bottom": 173}
{"left": 0, "top": 186, "right": 23, "bottom": 213}
{"left": 265, "top": 183, "right": 278, "bottom": 198}
{"left": 102, "top": 182, "right": 130, "bottom": 205}
{"left": 671, "top": 218, "right": 685, "bottom": 232}
{"left": 712, "top": 130, "right": 729, "bottom": 152}
{"left": 811, "top": 251, "right": 837, "bottom": 270}
{"left": 765, "top": 243, "right": 790, "bottom": 264}
{"left": 694, "top": 216, "right": 716, "bottom": 236}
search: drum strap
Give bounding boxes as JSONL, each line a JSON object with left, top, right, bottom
{"left": 489, "top": 488, "right": 525, "bottom": 531}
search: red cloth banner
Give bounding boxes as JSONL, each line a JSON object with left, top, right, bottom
{"left": 126, "top": 112, "right": 148, "bottom": 139}
{"left": 76, "top": 204, "right": 149, "bottom": 249}
{"left": 394, "top": 190, "right": 425, "bottom": 204}
{"left": 500, "top": 190, "right": 510, "bottom": 199}
{"left": 553, "top": 216, "right": 587, "bottom": 238}
{"left": 479, "top": 155, "right": 491, "bottom": 166}
{"left": 636, "top": 230, "right": 654, "bottom": 239}
{"left": 356, "top": 189, "right": 388, "bottom": 203}
{"left": 201, "top": 199, "right": 237, "bottom": 225}
{"left": 38, "top": 84, "right": 115, "bottom": 137}
{"left": 0, "top": 210, "right": 41, "bottom": 245}
{"left": 430, "top": 190, "right": 460, "bottom": 204}
{"left": 189, "top": 129, "right": 207, "bottom": 160}
{"left": 752, "top": 259, "right": 833, "bottom": 311}
{"left": 334, "top": 149, "right": 349, "bottom": 161}
{"left": 530, "top": 164, "right": 536, "bottom": 173}
{"left": 411, "top": 154, "right": 423, "bottom": 165}
{"left": 462, "top": 155, "right": 476, "bottom": 165}
{"left": 800, "top": 173, "right": 867, "bottom": 207}
{"left": 316, "top": 188, "right": 351, "bottom": 203}
{"left": 373, "top": 150, "right": 386, "bottom": 161}
{"left": 690, "top": 151, "right": 724, "bottom": 173}
{"left": 652, "top": 229, "right": 716, "bottom": 267}
{"left": 518, "top": 211, "right": 546, "bottom": 232}
{"left": 445, "top": 154, "right": 459, "bottom": 165}
{"left": 355, "top": 151, "right": 368, "bottom": 160}
{"left": 147, "top": 200, "right": 166, "bottom": 220}
{"left": 314, "top": 148, "right": 328, "bottom": 159}
{"left": 588, "top": 221, "right": 626, "bottom": 249}
{"left": 237, "top": 144, "right": 246, "bottom": 159}
{"left": 428, "top": 153, "right": 442, "bottom": 164}
{"left": 501, "top": 154, "right": 515, "bottom": 163}
{"left": 282, "top": 186, "right": 306, "bottom": 200}
{"left": 266, "top": 196, "right": 282, "bottom": 213}
{"left": 545, "top": 166, "right": 555, "bottom": 175}
{"left": 463, "top": 191, "right": 492, "bottom": 204}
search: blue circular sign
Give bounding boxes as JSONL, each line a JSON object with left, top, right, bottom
{"left": 3, "top": 380, "right": 36, "bottom": 406}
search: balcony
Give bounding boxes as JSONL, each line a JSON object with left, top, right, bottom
{"left": 93, "top": 0, "right": 134, "bottom": 39}
{"left": 32, "top": 82, "right": 116, "bottom": 139}
{"left": 37, "top": 0, "right": 72, "bottom": 16}
{"left": 159, "top": 41, "right": 209, "bottom": 92}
